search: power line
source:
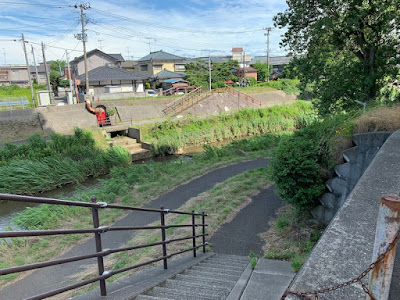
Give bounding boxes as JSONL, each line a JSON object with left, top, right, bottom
{"left": 0, "top": 1, "right": 72, "bottom": 8}
{"left": 90, "top": 8, "right": 264, "bottom": 35}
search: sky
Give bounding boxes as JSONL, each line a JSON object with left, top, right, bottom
{"left": 0, "top": 0, "right": 289, "bottom": 65}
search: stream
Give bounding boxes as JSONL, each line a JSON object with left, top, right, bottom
{"left": 0, "top": 137, "right": 248, "bottom": 230}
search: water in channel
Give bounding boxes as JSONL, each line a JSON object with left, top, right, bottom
{"left": 0, "top": 136, "right": 247, "bottom": 230}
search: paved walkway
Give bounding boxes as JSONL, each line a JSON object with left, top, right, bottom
{"left": 0, "top": 159, "right": 271, "bottom": 300}
{"left": 210, "top": 185, "right": 282, "bottom": 256}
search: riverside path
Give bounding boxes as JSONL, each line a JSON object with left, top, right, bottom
{"left": 0, "top": 158, "right": 284, "bottom": 300}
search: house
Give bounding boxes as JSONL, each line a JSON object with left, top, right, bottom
{"left": 233, "top": 67, "right": 258, "bottom": 81}
{"left": 0, "top": 65, "right": 48, "bottom": 87}
{"left": 135, "top": 50, "right": 186, "bottom": 77}
{"left": 70, "top": 49, "right": 125, "bottom": 77}
{"left": 250, "top": 56, "right": 294, "bottom": 75}
{"left": 120, "top": 60, "right": 136, "bottom": 72}
{"left": 160, "top": 78, "right": 189, "bottom": 91}
{"left": 75, "top": 65, "right": 148, "bottom": 97}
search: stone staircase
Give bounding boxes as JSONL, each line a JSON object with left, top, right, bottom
{"left": 312, "top": 131, "right": 393, "bottom": 224}
{"left": 110, "top": 136, "right": 153, "bottom": 161}
{"left": 134, "top": 254, "right": 249, "bottom": 300}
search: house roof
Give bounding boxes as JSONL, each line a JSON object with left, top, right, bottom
{"left": 161, "top": 78, "right": 189, "bottom": 83}
{"left": 183, "top": 56, "right": 232, "bottom": 64}
{"left": 107, "top": 54, "right": 125, "bottom": 62}
{"left": 29, "top": 66, "right": 47, "bottom": 73}
{"left": 152, "top": 69, "right": 185, "bottom": 79}
{"left": 76, "top": 65, "right": 148, "bottom": 83}
{"left": 250, "top": 56, "right": 293, "bottom": 66}
{"left": 232, "top": 48, "right": 243, "bottom": 52}
{"left": 70, "top": 49, "right": 125, "bottom": 65}
{"left": 137, "top": 50, "right": 184, "bottom": 62}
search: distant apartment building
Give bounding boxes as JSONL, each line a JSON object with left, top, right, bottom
{"left": 231, "top": 48, "right": 251, "bottom": 67}
{"left": 0, "top": 65, "right": 47, "bottom": 87}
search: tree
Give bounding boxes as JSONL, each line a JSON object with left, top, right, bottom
{"left": 185, "top": 59, "right": 239, "bottom": 89}
{"left": 49, "top": 60, "right": 66, "bottom": 95}
{"left": 275, "top": 1, "right": 400, "bottom": 114}
{"left": 253, "top": 61, "right": 269, "bottom": 81}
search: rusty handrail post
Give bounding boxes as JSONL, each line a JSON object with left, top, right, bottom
{"left": 367, "top": 194, "right": 400, "bottom": 300}
{"left": 192, "top": 210, "right": 197, "bottom": 257}
{"left": 160, "top": 206, "right": 168, "bottom": 269}
{"left": 202, "top": 212, "right": 206, "bottom": 253}
{"left": 90, "top": 195, "right": 107, "bottom": 296}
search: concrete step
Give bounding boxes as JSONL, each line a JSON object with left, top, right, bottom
{"left": 325, "top": 177, "right": 348, "bottom": 196}
{"left": 240, "top": 258, "right": 295, "bottom": 300}
{"left": 163, "top": 280, "right": 228, "bottom": 296}
{"left": 148, "top": 286, "right": 220, "bottom": 300}
{"left": 190, "top": 265, "right": 244, "bottom": 275}
{"left": 126, "top": 144, "right": 144, "bottom": 152}
{"left": 198, "top": 261, "right": 246, "bottom": 272}
{"left": 174, "top": 273, "right": 236, "bottom": 285}
{"left": 343, "top": 146, "right": 358, "bottom": 163}
{"left": 334, "top": 163, "right": 350, "bottom": 179}
{"left": 205, "top": 256, "right": 249, "bottom": 265}
{"left": 136, "top": 295, "right": 173, "bottom": 300}
{"left": 131, "top": 149, "right": 153, "bottom": 161}
{"left": 112, "top": 137, "right": 138, "bottom": 147}
{"left": 206, "top": 255, "right": 249, "bottom": 265}
{"left": 184, "top": 269, "right": 241, "bottom": 281}
{"left": 164, "top": 278, "right": 231, "bottom": 292}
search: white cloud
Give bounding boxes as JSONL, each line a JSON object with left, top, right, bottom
{"left": 0, "top": 0, "right": 289, "bottom": 65}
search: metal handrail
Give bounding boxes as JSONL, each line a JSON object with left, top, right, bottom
{"left": 0, "top": 193, "right": 209, "bottom": 299}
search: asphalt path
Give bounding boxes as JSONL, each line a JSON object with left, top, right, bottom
{"left": 209, "top": 185, "right": 282, "bottom": 256}
{"left": 0, "top": 158, "right": 272, "bottom": 300}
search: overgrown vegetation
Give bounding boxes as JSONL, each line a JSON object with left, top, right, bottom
{"left": 0, "top": 129, "right": 131, "bottom": 195}
{"left": 269, "top": 114, "right": 356, "bottom": 213}
{"left": 0, "top": 84, "right": 46, "bottom": 107}
{"left": 262, "top": 205, "right": 324, "bottom": 272}
{"left": 140, "top": 101, "right": 316, "bottom": 156}
{"left": 257, "top": 79, "right": 300, "bottom": 95}
{"left": 0, "top": 131, "right": 280, "bottom": 287}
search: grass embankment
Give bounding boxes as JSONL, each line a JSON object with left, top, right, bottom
{"left": 0, "top": 133, "right": 280, "bottom": 288}
{"left": 0, "top": 129, "right": 131, "bottom": 195}
{"left": 0, "top": 84, "right": 47, "bottom": 108}
{"left": 241, "top": 79, "right": 300, "bottom": 95}
{"left": 140, "top": 100, "right": 316, "bottom": 155}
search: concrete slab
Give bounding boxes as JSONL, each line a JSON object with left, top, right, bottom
{"left": 240, "top": 258, "right": 294, "bottom": 300}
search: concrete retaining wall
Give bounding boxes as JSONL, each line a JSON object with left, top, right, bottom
{"left": 288, "top": 130, "right": 400, "bottom": 299}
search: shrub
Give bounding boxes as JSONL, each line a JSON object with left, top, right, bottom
{"left": 269, "top": 115, "right": 353, "bottom": 212}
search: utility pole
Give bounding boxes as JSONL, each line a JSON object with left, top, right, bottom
{"left": 264, "top": 27, "right": 272, "bottom": 81}
{"left": 66, "top": 50, "right": 74, "bottom": 104}
{"left": 41, "top": 42, "right": 52, "bottom": 101}
{"left": 75, "top": 3, "right": 91, "bottom": 98}
{"left": 31, "top": 45, "right": 39, "bottom": 83}
{"left": 21, "top": 33, "right": 35, "bottom": 106}
{"left": 208, "top": 52, "right": 211, "bottom": 92}
{"left": 98, "top": 39, "right": 104, "bottom": 51}
{"left": 2, "top": 48, "right": 6, "bottom": 65}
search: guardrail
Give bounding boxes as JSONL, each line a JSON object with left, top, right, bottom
{"left": 0, "top": 97, "right": 30, "bottom": 110}
{"left": 224, "top": 86, "right": 263, "bottom": 107}
{"left": 163, "top": 87, "right": 203, "bottom": 115}
{"left": 0, "top": 193, "right": 208, "bottom": 300}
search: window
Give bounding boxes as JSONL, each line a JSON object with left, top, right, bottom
{"left": 153, "top": 64, "right": 163, "bottom": 70}
{"left": 141, "top": 65, "right": 148, "bottom": 71}
{"left": 175, "top": 64, "right": 185, "bottom": 71}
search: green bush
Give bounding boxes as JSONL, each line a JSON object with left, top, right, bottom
{"left": 269, "top": 115, "right": 353, "bottom": 212}
{"left": 258, "top": 79, "right": 300, "bottom": 95}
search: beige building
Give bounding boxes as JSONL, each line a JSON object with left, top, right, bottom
{"left": 70, "top": 49, "right": 125, "bottom": 77}
{"left": 135, "top": 50, "right": 186, "bottom": 77}
{"left": 0, "top": 65, "right": 48, "bottom": 87}
{"left": 232, "top": 48, "right": 251, "bottom": 67}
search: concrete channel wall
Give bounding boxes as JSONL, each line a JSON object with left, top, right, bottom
{"left": 287, "top": 130, "right": 400, "bottom": 299}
